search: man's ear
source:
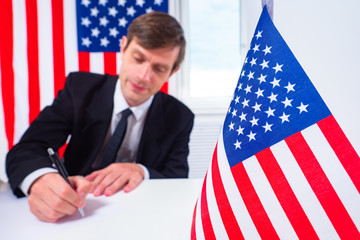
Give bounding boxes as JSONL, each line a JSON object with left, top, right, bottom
{"left": 120, "top": 36, "right": 128, "bottom": 54}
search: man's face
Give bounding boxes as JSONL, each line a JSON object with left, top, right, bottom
{"left": 119, "top": 36, "right": 180, "bottom": 107}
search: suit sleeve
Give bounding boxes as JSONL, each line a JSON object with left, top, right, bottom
{"left": 5, "top": 73, "right": 76, "bottom": 197}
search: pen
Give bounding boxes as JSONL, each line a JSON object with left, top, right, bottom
{"left": 47, "top": 148, "right": 85, "bottom": 217}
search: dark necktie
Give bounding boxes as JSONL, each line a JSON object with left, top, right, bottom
{"left": 100, "top": 108, "right": 132, "bottom": 169}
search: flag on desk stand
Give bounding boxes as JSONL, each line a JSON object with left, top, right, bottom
{"left": 191, "top": 6, "right": 360, "bottom": 240}
{"left": 0, "top": 0, "right": 168, "bottom": 179}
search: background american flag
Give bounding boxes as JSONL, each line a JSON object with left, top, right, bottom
{"left": 0, "top": 0, "right": 168, "bottom": 181}
{"left": 191, "top": 6, "right": 360, "bottom": 239}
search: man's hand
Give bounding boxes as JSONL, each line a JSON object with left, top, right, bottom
{"left": 85, "top": 163, "right": 144, "bottom": 197}
{"left": 28, "top": 173, "right": 92, "bottom": 222}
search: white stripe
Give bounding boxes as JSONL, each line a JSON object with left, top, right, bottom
{"left": 12, "top": 0, "right": 29, "bottom": 143}
{"left": 37, "top": 0, "right": 54, "bottom": 109}
{"left": 116, "top": 52, "right": 122, "bottom": 75}
{"left": 63, "top": 0, "right": 79, "bottom": 75}
{"left": 205, "top": 156, "right": 229, "bottom": 240}
{"left": 90, "top": 53, "right": 104, "bottom": 74}
{"left": 0, "top": 61, "right": 9, "bottom": 182}
{"left": 217, "top": 134, "right": 261, "bottom": 239}
{"left": 303, "top": 124, "right": 360, "bottom": 230}
{"left": 244, "top": 155, "right": 298, "bottom": 239}
{"left": 194, "top": 193, "right": 205, "bottom": 240}
{"left": 271, "top": 140, "right": 339, "bottom": 239}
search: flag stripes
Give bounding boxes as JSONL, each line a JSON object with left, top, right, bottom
{"left": 193, "top": 120, "right": 360, "bottom": 239}
{"left": 318, "top": 115, "right": 360, "bottom": 193}
{"left": 255, "top": 148, "right": 318, "bottom": 239}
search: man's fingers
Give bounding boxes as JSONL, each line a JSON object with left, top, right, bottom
{"left": 123, "top": 173, "right": 143, "bottom": 193}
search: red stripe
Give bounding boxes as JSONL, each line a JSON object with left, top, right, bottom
{"left": 104, "top": 52, "right": 117, "bottom": 75}
{"left": 78, "top": 52, "right": 90, "bottom": 72}
{"left": 200, "top": 173, "right": 216, "bottom": 240}
{"left": 26, "top": 0, "right": 40, "bottom": 123}
{"left": 231, "top": 161, "right": 279, "bottom": 239}
{"left": 160, "top": 81, "right": 168, "bottom": 93}
{"left": 317, "top": 115, "right": 360, "bottom": 193}
{"left": 256, "top": 148, "right": 319, "bottom": 239}
{"left": 51, "top": 0, "right": 66, "bottom": 96}
{"left": 0, "top": 0, "right": 15, "bottom": 149}
{"left": 190, "top": 200, "right": 198, "bottom": 240}
{"left": 285, "top": 132, "right": 360, "bottom": 239}
{"left": 212, "top": 145, "right": 244, "bottom": 239}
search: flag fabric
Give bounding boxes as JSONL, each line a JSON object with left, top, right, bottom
{"left": 0, "top": 0, "right": 168, "bottom": 181}
{"left": 191, "top": 6, "right": 360, "bottom": 240}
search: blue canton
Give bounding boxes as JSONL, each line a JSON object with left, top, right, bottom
{"left": 223, "top": 7, "right": 331, "bottom": 167}
{"left": 76, "top": 0, "right": 168, "bottom": 52}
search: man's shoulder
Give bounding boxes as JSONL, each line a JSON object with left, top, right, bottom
{"left": 67, "top": 71, "right": 118, "bottom": 84}
{"left": 154, "top": 92, "right": 194, "bottom": 117}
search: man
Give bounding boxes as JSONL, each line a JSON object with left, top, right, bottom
{"left": 6, "top": 12, "right": 194, "bottom": 222}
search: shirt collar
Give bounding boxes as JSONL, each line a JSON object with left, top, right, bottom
{"left": 113, "top": 78, "right": 154, "bottom": 121}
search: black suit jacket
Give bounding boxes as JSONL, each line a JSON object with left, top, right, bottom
{"left": 6, "top": 72, "right": 194, "bottom": 197}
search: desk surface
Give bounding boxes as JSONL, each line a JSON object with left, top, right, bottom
{"left": 0, "top": 179, "right": 202, "bottom": 240}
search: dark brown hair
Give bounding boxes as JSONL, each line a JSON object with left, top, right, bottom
{"left": 125, "top": 11, "right": 186, "bottom": 72}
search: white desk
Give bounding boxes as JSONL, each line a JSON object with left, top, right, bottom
{"left": 0, "top": 179, "right": 202, "bottom": 240}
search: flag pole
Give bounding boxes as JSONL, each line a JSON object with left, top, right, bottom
{"left": 262, "top": 0, "right": 274, "bottom": 20}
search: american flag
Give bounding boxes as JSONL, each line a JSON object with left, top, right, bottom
{"left": 0, "top": 0, "right": 168, "bottom": 180}
{"left": 191, "top": 6, "right": 360, "bottom": 239}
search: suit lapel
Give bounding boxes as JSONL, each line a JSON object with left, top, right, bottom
{"left": 137, "top": 92, "right": 164, "bottom": 166}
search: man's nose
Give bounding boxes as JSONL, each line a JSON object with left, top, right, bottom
{"left": 138, "top": 64, "right": 151, "bottom": 81}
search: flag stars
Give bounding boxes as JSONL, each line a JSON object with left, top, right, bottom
{"left": 257, "top": 74, "right": 267, "bottom": 84}
{"left": 239, "top": 112, "right": 247, "bottom": 121}
{"left": 91, "top": 27, "right": 100, "bottom": 37}
{"left": 154, "top": 0, "right": 163, "bottom": 6}
{"left": 247, "top": 71, "right": 254, "bottom": 80}
{"left": 250, "top": 58, "right": 257, "bottom": 66}
{"left": 270, "top": 77, "right": 281, "bottom": 88}
{"left": 118, "top": 17, "right": 128, "bottom": 27}
{"left": 279, "top": 112, "right": 290, "bottom": 123}
{"left": 240, "top": 70, "right": 245, "bottom": 78}
{"left": 90, "top": 7, "right": 99, "bottom": 17}
{"left": 99, "top": 0, "right": 108, "bottom": 6}
{"left": 260, "top": 59, "right": 269, "bottom": 69}
{"left": 263, "top": 122, "right": 273, "bottom": 132}
{"left": 118, "top": 0, "right": 126, "bottom": 6}
{"left": 108, "top": 7, "right": 118, "bottom": 17}
{"left": 244, "top": 85, "right": 252, "bottom": 94}
{"left": 234, "top": 96, "right": 240, "bottom": 104}
{"left": 136, "top": 0, "right": 145, "bottom": 7}
{"left": 228, "top": 122, "right": 235, "bottom": 131}
{"left": 100, "top": 37, "right": 110, "bottom": 47}
{"left": 252, "top": 44, "right": 260, "bottom": 53}
{"left": 250, "top": 116, "right": 259, "bottom": 126}
{"left": 255, "top": 88, "right": 264, "bottom": 98}
{"left": 252, "top": 102, "right": 262, "bottom": 112}
{"left": 81, "top": 0, "right": 91, "bottom": 7}
{"left": 284, "top": 82, "right": 296, "bottom": 93}
{"left": 255, "top": 30, "right": 263, "bottom": 39}
{"left": 237, "top": 82, "right": 243, "bottom": 91}
{"left": 146, "top": 7, "right": 154, "bottom": 13}
{"left": 81, "top": 37, "right": 92, "bottom": 47}
{"left": 236, "top": 126, "right": 244, "bottom": 135}
{"left": 242, "top": 98, "right": 250, "bottom": 108}
{"left": 268, "top": 92, "right": 278, "bottom": 103}
{"left": 262, "top": 45, "right": 272, "bottom": 55}
{"left": 247, "top": 131, "right": 257, "bottom": 141}
{"left": 231, "top": 109, "right": 237, "bottom": 117}
{"left": 81, "top": 17, "right": 91, "bottom": 27}
{"left": 99, "top": 16, "right": 109, "bottom": 27}
{"left": 273, "top": 63, "right": 283, "bottom": 73}
{"left": 234, "top": 140, "right": 242, "bottom": 149}
{"left": 282, "top": 97, "right": 293, "bottom": 108}
{"left": 109, "top": 27, "right": 119, "bottom": 37}
{"left": 297, "top": 102, "right": 309, "bottom": 113}
{"left": 265, "top": 107, "right": 275, "bottom": 117}
{"left": 127, "top": 6, "right": 136, "bottom": 16}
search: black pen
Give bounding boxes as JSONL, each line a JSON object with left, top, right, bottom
{"left": 47, "top": 148, "right": 85, "bottom": 217}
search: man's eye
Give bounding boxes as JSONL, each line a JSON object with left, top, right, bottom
{"left": 134, "top": 57, "right": 143, "bottom": 63}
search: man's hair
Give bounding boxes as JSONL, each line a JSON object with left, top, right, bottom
{"left": 125, "top": 11, "right": 186, "bottom": 72}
